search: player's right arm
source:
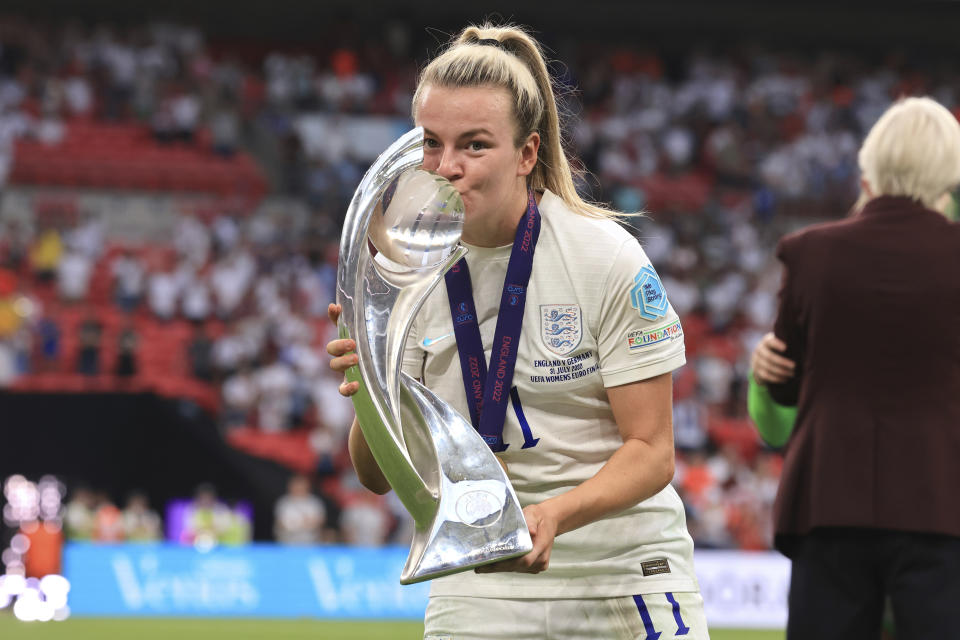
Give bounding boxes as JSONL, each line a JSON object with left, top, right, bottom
{"left": 327, "top": 303, "right": 391, "bottom": 495}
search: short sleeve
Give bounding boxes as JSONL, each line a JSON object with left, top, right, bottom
{"left": 596, "top": 240, "right": 686, "bottom": 387}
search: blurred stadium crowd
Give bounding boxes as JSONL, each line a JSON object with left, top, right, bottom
{"left": 1, "top": 16, "right": 955, "bottom": 552}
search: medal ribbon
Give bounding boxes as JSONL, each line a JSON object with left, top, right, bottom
{"left": 444, "top": 188, "right": 541, "bottom": 452}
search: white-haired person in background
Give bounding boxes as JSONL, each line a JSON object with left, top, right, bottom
{"left": 327, "top": 22, "right": 709, "bottom": 640}
{"left": 753, "top": 95, "right": 960, "bottom": 640}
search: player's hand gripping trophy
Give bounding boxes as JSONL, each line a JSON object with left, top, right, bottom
{"left": 334, "top": 128, "right": 532, "bottom": 584}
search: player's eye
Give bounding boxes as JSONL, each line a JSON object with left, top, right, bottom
{"left": 424, "top": 137, "right": 441, "bottom": 149}
{"left": 467, "top": 141, "right": 487, "bottom": 152}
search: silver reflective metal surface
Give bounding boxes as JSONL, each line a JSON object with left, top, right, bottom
{"left": 336, "top": 127, "right": 532, "bottom": 585}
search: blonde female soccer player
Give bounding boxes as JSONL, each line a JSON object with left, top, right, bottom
{"left": 328, "top": 24, "right": 708, "bottom": 639}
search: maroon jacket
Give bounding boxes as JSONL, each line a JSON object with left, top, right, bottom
{"left": 768, "top": 195, "right": 960, "bottom": 552}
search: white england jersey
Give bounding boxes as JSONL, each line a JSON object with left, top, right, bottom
{"left": 402, "top": 190, "right": 698, "bottom": 599}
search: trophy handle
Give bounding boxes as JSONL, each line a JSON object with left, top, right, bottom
{"left": 335, "top": 128, "right": 432, "bottom": 516}
{"left": 339, "top": 243, "right": 465, "bottom": 525}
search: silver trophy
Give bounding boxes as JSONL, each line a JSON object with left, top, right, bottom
{"left": 336, "top": 127, "right": 532, "bottom": 585}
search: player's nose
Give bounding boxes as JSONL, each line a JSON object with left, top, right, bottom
{"left": 435, "top": 149, "right": 463, "bottom": 183}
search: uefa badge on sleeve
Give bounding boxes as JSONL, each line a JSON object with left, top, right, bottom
{"left": 630, "top": 265, "right": 669, "bottom": 321}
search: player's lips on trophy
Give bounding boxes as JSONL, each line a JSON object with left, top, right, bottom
{"left": 367, "top": 169, "right": 464, "bottom": 269}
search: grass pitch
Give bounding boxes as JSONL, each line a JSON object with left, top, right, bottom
{"left": 0, "top": 615, "right": 785, "bottom": 639}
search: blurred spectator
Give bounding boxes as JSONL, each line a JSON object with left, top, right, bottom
{"left": 11, "top": 325, "right": 31, "bottom": 375}
{"left": 661, "top": 273, "right": 699, "bottom": 318}
{"left": 66, "top": 214, "right": 104, "bottom": 261}
{"left": 171, "top": 89, "right": 201, "bottom": 143}
{"left": 212, "top": 326, "right": 246, "bottom": 374}
{"left": 210, "top": 105, "right": 240, "bottom": 157}
{"left": 64, "top": 487, "right": 97, "bottom": 540}
{"left": 0, "top": 276, "right": 20, "bottom": 337}
{"left": 34, "top": 317, "right": 60, "bottom": 371}
{"left": 148, "top": 270, "right": 179, "bottom": 321}
{"left": 183, "top": 483, "right": 232, "bottom": 547}
{"left": 679, "top": 449, "right": 715, "bottom": 496}
{"left": 93, "top": 492, "right": 125, "bottom": 542}
{"left": 57, "top": 251, "right": 93, "bottom": 302}
{"left": 114, "top": 324, "right": 139, "bottom": 378}
{"left": 1, "top": 220, "right": 30, "bottom": 270}
{"left": 311, "top": 365, "right": 354, "bottom": 451}
{"left": 173, "top": 216, "right": 211, "bottom": 269}
{"left": 212, "top": 215, "right": 241, "bottom": 256}
{"left": 274, "top": 474, "right": 327, "bottom": 544}
{"left": 256, "top": 358, "right": 295, "bottom": 432}
{"left": 211, "top": 247, "right": 255, "bottom": 319}
{"left": 696, "top": 352, "right": 736, "bottom": 406}
{"left": 339, "top": 495, "right": 390, "bottom": 546}
{"left": 673, "top": 398, "right": 709, "bottom": 451}
{"left": 187, "top": 324, "right": 215, "bottom": 381}
{"left": 122, "top": 492, "right": 162, "bottom": 542}
{"left": 0, "top": 339, "right": 15, "bottom": 386}
{"left": 692, "top": 493, "right": 736, "bottom": 549}
{"left": 63, "top": 68, "right": 93, "bottom": 117}
{"left": 151, "top": 93, "right": 177, "bottom": 143}
{"left": 222, "top": 364, "right": 257, "bottom": 427}
{"left": 182, "top": 278, "right": 212, "bottom": 323}
{"left": 102, "top": 36, "right": 137, "bottom": 121}
{"left": 220, "top": 502, "right": 253, "bottom": 546}
{"left": 111, "top": 250, "right": 146, "bottom": 312}
{"left": 0, "top": 101, "right": 31, "bottom": 193}
{"left": 385, "top": 491, "right": 415, "bottom": 546}
{"left": 307, "top": 423, "right": 338, "bottom": 475}
{"left": 30, "top": 227, "right": 62, "bottom": 283}
{"left": 76, "top": 313, "right": 103, "bottom": 375}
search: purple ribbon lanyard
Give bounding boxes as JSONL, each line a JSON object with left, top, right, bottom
{"left": 444, "top": 189, "right": 541, "bottom": 452}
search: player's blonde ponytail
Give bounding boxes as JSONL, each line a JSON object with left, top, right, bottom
{"left": 413, "top": 23, "right": 631, "bottom": 220}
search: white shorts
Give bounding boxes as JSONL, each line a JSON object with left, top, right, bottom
{"left": 424, "top": 591, "right": 709, "bottom": 640}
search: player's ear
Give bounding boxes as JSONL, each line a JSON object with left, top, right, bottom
{"left": 517, "top": 132, "right": 540, "bottom": 178}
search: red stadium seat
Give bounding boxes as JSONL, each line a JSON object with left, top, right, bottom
{"left": 10, "top": 123, "right": 267, "bottom": 201}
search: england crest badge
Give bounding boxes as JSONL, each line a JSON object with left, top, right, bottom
{"left": 540, "top": 304, "right": 582, "bottom": 356}
{"left": 630, "top": 265, "right": 669, "bottom": 321}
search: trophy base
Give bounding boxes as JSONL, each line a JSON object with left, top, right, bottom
{"left": 401, "top": 529, "right": 532, "bottom": 585}
{"left": 398, "top": 374, "right": 533, "bottom": 585}
{"left": 400, "top": 504, "right": 533, "bottom": 584}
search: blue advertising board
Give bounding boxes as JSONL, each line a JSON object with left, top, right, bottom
{"left": 64, "top": 543, "right": 430, "bottom": 618}
{"left": 63, "top": 544, "right": 791, "bottom": 627}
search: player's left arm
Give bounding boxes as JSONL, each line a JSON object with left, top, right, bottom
{"left": 477, "top": 372, "right": 674, "bottom": 575}
{"left": 478, "top": 239, "right": 678, "bottom": 575}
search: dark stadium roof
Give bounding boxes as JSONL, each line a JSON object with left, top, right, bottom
{"left": 4, "top": 1, "right": 960, "bottom": 52}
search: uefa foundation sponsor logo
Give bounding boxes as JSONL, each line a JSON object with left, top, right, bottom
{"left": 625, "top": 319, "right": 683, "bottom": 353}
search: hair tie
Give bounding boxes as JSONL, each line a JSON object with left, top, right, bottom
{"left": 475, "top": 38, "right": 507, "bottom": 52}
